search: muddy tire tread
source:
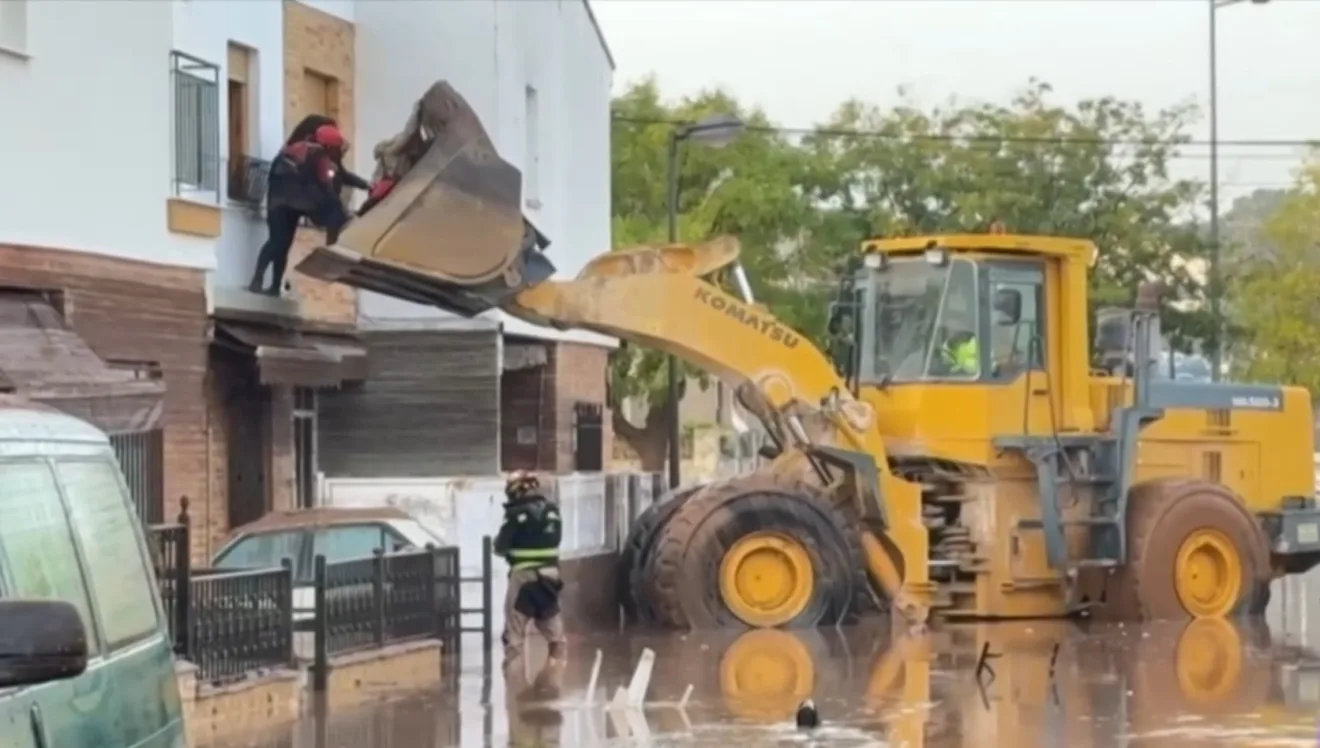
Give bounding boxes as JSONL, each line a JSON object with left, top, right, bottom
{"left": 619, "top": 484, "right": 704, "bottom": 625}
{"left": 646, "top": 473, "right": 866, "bottom": 629}
{"left": 1114, "top": 478, "right": 1269, "bottom": 620}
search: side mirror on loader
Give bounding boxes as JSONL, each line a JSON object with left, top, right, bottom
{"left": 993, "top": 288, "right": 1022, "bottom": 325}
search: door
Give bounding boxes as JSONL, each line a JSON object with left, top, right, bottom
{"left": 223, "top": 354, "right": 271, "bottom": 529}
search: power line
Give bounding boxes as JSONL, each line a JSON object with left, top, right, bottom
{"left": 611, "top": 115, "right": 1319, "bottom": 149}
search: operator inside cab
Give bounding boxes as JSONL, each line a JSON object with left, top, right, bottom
{"left": 938, "top": 308, "right": 980, "bottom": 378}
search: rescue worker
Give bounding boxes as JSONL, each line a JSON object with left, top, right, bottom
{"left": 494, "top": 471, "right": 567, "bottom": 667}
{"left": 247, "top": 122, "right": 367, "bottom": 296}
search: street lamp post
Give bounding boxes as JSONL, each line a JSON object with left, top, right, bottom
{"left": 1209, "top": 0, "right": 1268, "bottom": 381}
{"left": 664, "top": 113, "right": 745, "bottom": 490}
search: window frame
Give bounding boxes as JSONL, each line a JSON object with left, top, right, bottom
{"left": 858, "top": 256, "right": 985, "bottom": 384}
{"left": 0, "top": 456, "right": 104, "bottom": 658}
{"left": 982, "top": 259, "right": 1048, "bottom": 382}
{"left": 53, "top": 456, "right": 166, "bottom": 653}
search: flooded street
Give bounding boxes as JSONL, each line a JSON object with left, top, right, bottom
{"left": 211, "top": 605, "right": 1320, "bottom": 748}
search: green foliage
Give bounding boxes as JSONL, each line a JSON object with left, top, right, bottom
{"left": 1229, "top": 159, "right": 1320, "bottom": 393}
{"left": 608, "top": 77, "right": 1213, "bottom": 434}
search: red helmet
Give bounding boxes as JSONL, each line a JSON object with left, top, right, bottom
{"left": 312, "top": 124, "right": 346, "bottom": 150}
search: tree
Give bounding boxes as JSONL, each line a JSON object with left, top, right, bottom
{"left": 802, "top": 80, "right": 1214, "bottom": 353}
{"left": 609, "top": 78, "right": 821, "bottom": 469}
{"left": 1229, "top": 158, "right": 1320, "bottom": 392}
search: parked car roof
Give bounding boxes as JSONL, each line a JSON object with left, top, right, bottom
{"left": 229, "top": 507, "right": 415, "bottom": 536}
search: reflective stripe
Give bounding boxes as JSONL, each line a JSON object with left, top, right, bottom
{"left": 511, "top": 560, "right": 554, "bottom": 571}
{"left": 508, "top": 548, "right": 559, "bottom": 560}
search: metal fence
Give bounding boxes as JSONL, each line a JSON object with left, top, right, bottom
{"left": 188, "top": 565, "right": 295, "bottom": 683}
{"left": 111, "top": 429, "right": 165, "bottom": 526}
{"left": 310, "top": 545, "right": 473, "bottom": 692}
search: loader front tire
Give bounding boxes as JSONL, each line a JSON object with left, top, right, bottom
{"left": 618, "top": 483, "right": 703, "bottom": 626}
{"left": 646, "top": 475, "right": 863, "bottom": 629}
{"left": 1111, "top": 479, "right": 1270, "bottom": 620}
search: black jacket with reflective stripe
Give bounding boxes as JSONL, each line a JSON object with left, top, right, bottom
{"left": 493, "top": 495, "right": 562, "bottom": 569}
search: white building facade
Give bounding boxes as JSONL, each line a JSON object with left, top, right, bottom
{"left": 0, "top": 0, "right": 617, "bottom": 556}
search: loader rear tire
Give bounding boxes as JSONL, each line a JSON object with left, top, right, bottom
{"left": 1110, "top": 479, "right": 1270, "bottom": 621}
{"left": 618, "top": 483, "right": 703, "bottom": 626}
{"left": 646, "top": 475, "right": 864, "bottom": 629}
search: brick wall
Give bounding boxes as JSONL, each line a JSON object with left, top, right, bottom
{"left": 0, "top": 243, "right": 210, "bottom": 557}
{"left": 268, "top": 385, "right": 295, "bottom": 513}
{"left": 282, "top": 0, "right": 358, "bottom": 326}
{"left": 550, "top": 342, "right": 612, "bottom": 471}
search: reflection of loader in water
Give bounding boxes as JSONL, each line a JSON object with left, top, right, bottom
{"left": 687, "top": 620, "right": 1307, "bottom": 747}
{"left": 299, "top": 79, "right": 1320, "bottom": 632}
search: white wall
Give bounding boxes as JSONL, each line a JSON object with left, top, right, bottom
{"left": 0, "top": 0, "right": 214, "bottom": 270}
{"left": 171, "top": 0, "right": 288, "bottom": 288}
{"left": 354, "top": 0, "right": 613, "bottom": 328}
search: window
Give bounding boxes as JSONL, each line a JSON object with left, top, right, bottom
{"left": 0, "top": 0, "right": 28, "bottom": 56}
{"left": 57, "top": 459, "right": 160, "bottom": 649}
{"left": 226, "top": 42, "right": 261, "bottom": 204}
{"left": 312, "top": 525, "right": 397, "bottom": 563}
{"left": 572, "top": 402, "right": 603, "bottom": 471}
{"left": 302, "top": 68, "right": 340, "bottom": 122}
{"left": 171, "top": 51, "right": 221, "bottom": 197}
{"left": 524, "top": 85, "right": 541, "bottom": 207}
{"left": 986, "top": 262, "right": 1046, "bottom": 380}
{"left": 0, "top": 460, "right": 100, "bottom": 656}
{"left": 869, "top": 257, "right": 981, "bottom": 382}
{"left": 293, "top": 387, "right": 317, "bottom": 509}
{"left": 214, "top": 530, "right": 304, "bottom": 571}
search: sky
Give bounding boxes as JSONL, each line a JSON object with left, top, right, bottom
{"left": 592, "top": 0, "right": 1320, "bottom": 209}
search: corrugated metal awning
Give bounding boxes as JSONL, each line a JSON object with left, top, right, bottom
{"left": 0, "top": 292, "right": 165, "bottom": 433}
{"left": 214, "top": 321, "right": 367, "bottom": 387}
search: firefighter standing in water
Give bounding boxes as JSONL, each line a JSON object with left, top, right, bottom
{"left": 494, "top": 471, "right": 567, "bottom": 667}
{"left": 248, "top": 122, "right": 367, "bottom": 296}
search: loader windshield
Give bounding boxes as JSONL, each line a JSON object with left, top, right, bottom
{"left": 868, "top": 256, "right": 981, "bottom": 381}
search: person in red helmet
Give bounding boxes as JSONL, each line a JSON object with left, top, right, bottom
{"left": 248, "top": 121, "right": 367, "bottom": 296}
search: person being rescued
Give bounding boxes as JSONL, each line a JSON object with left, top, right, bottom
{"left": 248, "top": 116, "right": 371, "bottom": 296}
{"left": 493, "top": 470, "right": 567, "bottom": 668}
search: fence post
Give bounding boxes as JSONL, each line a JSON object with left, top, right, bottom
{"left": 312, "top": 554, "right": 328, "bottom": 693}
{"left": 280, "top": 558, "right": 295, "bottom": 666}
{"left": 175, "top": 496, "right": 192, "bottom": 656}
{"left": 481, "top": 535, "right": 493, "bottom": 658}
{"left": 372, "top": 548, "right": 387, "bottom": 647}
{"left": 425, "top": 544, "right": 441, "bottom": 640}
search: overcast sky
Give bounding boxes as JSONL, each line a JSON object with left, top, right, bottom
{"left": 592, "top": 0, "right": 1320, "bottom": 208}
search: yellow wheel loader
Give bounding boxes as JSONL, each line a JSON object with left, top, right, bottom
{"left": 298, "top": 81, "right": 1320, "bottom": 630}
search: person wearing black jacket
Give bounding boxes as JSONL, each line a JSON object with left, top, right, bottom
{"left": 247, "top": 116, "right": 370, "bottom": 296}
{"left": 493, "top": 471, "right": 567, "bottom": 667}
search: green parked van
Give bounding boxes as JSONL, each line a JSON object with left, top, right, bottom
{"left": 0, "top": 396, "right": 185, "bottom": 747}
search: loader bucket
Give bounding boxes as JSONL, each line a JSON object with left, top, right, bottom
{"left": 295, "top": 80, "right": 556, "bottom": 316}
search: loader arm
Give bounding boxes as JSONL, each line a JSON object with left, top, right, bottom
{"left": 506, "top": 237, "right": 930, "bottom": 621}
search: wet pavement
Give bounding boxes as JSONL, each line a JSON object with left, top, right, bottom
{"left": 210, "top": 614, "right": 1320, "bottom": 748}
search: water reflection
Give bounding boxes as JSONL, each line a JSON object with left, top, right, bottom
{"left": 211, "top": 617, "right": 1320, "bottom": 747}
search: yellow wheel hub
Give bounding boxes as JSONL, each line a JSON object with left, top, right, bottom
{"left": 719, "top": 532, "right": 814, "bottom": 628}
{"left": 1174, "top": 618, "right": 1242, "bottom": 704}
{"left": 1174, "top": 528, "right": 1242, "bottom": 618}
{"left": 719, "top": 629, "right": 815, "bottom": 722}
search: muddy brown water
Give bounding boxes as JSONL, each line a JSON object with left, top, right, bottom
{"left": 209, "top": 618, "right": 1320, "bottom": 747}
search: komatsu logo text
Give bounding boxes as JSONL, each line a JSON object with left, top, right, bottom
{"left": 694, "top": 288, "right": 800, "bottom": 349}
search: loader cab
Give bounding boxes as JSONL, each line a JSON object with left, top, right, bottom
{"left": 845, "top": 234, "right": 1100, "bottom": 451}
